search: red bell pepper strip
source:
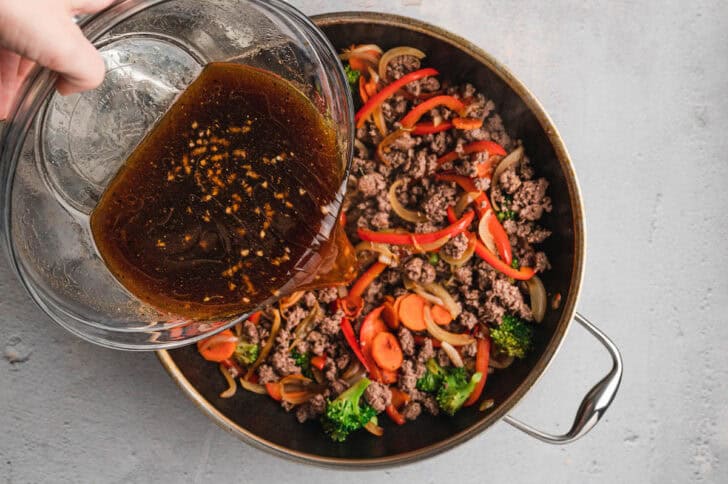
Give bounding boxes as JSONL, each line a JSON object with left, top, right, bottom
{"left": 410, "top": 121, "right": 453, "bottom": 135}
{"left": 340, "top": 317, "right": 374, "bottom": 374}
{"left": 446, "top": 206, "right": 532, "bottom": 280}
{"left": 464, "top": 337, "right": 490, "bottom": 407}
{"left": 385, "top": 404, "right": 407, "bottom": 425}
{"left": 265, "top": 382, "right": 282, "bottom": 401}
{"left": 348, "top": 261, "right": 387, "bottom": 301}
{"left": 400, "top": 95, "right": 467, "bottom": 128}
{"left": 452, "top": 117, "right": 483, "bottom": 130}
{"left": 310, "top": 355, "right": 327, "bottom": 371}
{"left": 248, "top": 311, "right": 262, "bottom": 325}
{"left": 355, "top": 68, "right": 439, "bottom": 128}
{"left": 436, "top": 140, "right": 507, "bottom": 167}
{"left": 357, "top": 210, "right": 474, "bottom": 246}
{"left": 439, "top": 175, "right": 512, "bottom": 264}
{"left": 437, "top": 173, "right": 491, "bottom": 215}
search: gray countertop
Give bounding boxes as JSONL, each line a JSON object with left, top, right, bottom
{"left": 2, "top": 1, "right": 726, "bottom": 482}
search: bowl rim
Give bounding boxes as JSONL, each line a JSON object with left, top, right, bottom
{"left": 157, "top": 10, "right": 586, "bottom": 468}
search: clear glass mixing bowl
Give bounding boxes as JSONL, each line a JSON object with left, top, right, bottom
{"left": 0, "top": 0, "right": 353, "bottom": 349}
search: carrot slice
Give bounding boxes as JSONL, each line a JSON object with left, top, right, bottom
{"left": 381, "top": 368, "right": 398, "bottom": 384}
{"left": 398, "top": 294, "right": 427, "bottom": 331}
{"left": 197, "top": 329, "right": 237, "bottom": 362}
{"left": 359, "top": 306, "right": 387, "bottom": 349}
{"left": 371, "top": 332, "right": 404, "bottom": 371}
{"left": 431, "top": 304, "right": 453, "bottom": 326}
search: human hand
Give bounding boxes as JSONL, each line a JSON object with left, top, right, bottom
{"left": 0, "top": 0, "right": 114, "bottom": 119}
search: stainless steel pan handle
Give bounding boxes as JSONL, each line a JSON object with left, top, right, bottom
{"left": 503, "top": 312, "right": 623, "bottom": 444}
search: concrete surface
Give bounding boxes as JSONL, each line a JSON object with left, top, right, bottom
{"left": 1, "top": 1, "right": 727, "bottom": 482}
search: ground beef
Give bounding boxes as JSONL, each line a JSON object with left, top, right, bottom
{"left": 364, "top": 280, "right": 383, "bottom": 304}
{"left": 398, "top": 359, "right": 426, "bottom": 393}
{"left": 307, "top": 330, "right": 327, "bottom": 355}
{"left": 364, "top": 381, "right": 392, "bottom": 413}
{"left": 453, "top": 265, "right": 473, "bottom": 286}
{"left": 422, "top": 183, "right": 456, "bottom": 223}
{"left": 484, "top": 114, "right": 511, "bottom": 150}
{"left": 429, "top": 131, "right": 451, "bottom": 156}
{"left": 271, "top": 349, "right": 300, "bottom": 376}
{"left": 275, "top": 328, "right": 292, "bottom": 348}
{"left": 296, "top": 393, "right": 326, "bottom": 423}
{"left": 436, "top": 349, "right": 450, "bottom": 367}
{"left": 534, "top": 251, "right": 551, "bottom": 272}
{"left": 417, "top": 338, "right": 435, "bottom": 363}
{"left": 500, "top": 168, "right": 522, "bottom": 194}
{"left": 398, "top": 327, "right": 416, "bottom": 357}
{"left": 257, "top": 364, "right": 277, "bottom": 384}
{"left": 381, "top": 268, "right": 401, "bottom": 285}
{"left": 403, "top": 149, "right": 428, "bottom": 178}
{"left": 441, "top": 232, "right": 469, "bottom": 260}
{"left": 323, "top": 358, "right": 338, "bottom": 382}
{"left": 358, "top": 173, "right": 386, "bottom": 198}
{"left": 318, "top": 310, "right": 343, "bottom": 336}
{"left": 317, "top": 286, "right": 339, "bottom": 304}
{"left": 491, "top": 278, "right": 532, "bottom": 320}
{"left": 512, "top": 179, "right": 552, "bottom": 221}
{"left": 461, "top": 342, "right": 478, "bottom": 358}
{"left": 502, "top": 220, "right": 551, "bottom": 244}
{"left": 329, "top": 379, "right": 348, "bottom": 397}
{"left": 402, "top": 401, "right": 422, "bottom": 420}
{"left": 242, "top": 321, "right": 259, "bottom": 345}
{"left": 462, "top": 288, "right": 481, "bottom": 309}
{"left": 386, "top": 55, "right": 421, "bottom": 80}
{"left": 303, "top": 292, "right": 317, "bottom": 308}
{"left": 403, "top": 257, "right": 436, "bottom": 284}
{"left": 459, "top": 311, "right": 478, "bottom": 330}
{"left": 420, "top": 394, "right": 440, "bottom": 416}
{"left": 281, "top": 401, "right": 296, "bottom": 412}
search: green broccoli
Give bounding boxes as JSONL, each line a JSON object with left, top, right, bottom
{"left": 436, "top": 368, "right": 482, "bottom": 416}
{"left": 490, "top": 314, "right": 534, "bottom": 359}
{"left": 321, "top": 377, "right": 377, "bottom": 442}
{"left": 291, "top": 349, "right": 312, "bottom": 378}
{"left": 416, "top": 358, "right": 444, "bottom": 392}
{"left": 343, "top": 64, "right": 360, "bottom": 93}
{"left": 233, "top": 340, "right": 259, "bottom": 366}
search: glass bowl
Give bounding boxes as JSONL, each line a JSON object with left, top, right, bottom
{"left": 0, "top": 0, "right": 354, "bottom": 349}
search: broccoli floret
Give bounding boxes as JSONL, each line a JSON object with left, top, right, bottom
{"left": 321, "top": 377, "right": 377, "bottom": 442}
{"left": 233, "top": 341, "right": 259, "bottom": 366}
{"left": 416, "top": 358, "right": 444, "bottom": 392}
{"left": 291, "top": 350, "right": 312, "bottom": 378}
{"left": 343, "top": 64, "right": 360, "bottom": 92}
{"left": 491, "top": 314, "right": 534, "bottom": 359}
{"left": 436, "top": 369, "right": 482, "bottom": 416}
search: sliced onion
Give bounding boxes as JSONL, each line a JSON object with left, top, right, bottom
{"left": 477, "top": 209, "right": 497, "bottom": 255}
{"left": 439, "top": 232, "right": 476, "bottom": 267}
{"left": 422, "top": 281, "right": 462, "bottom": 318}
{"left": 311, "top": 367, "right": 325, "bottom": 385}
{"left": 403, "top": 277, "right": 445, "bottom": 306}
{"left": 279, "top": 374, "right": 317, "bottom": 404}
{"left": 453, "top": 192, "right": 480, "bottom": 217}
{"left": 218, "top": 364, "right": 237, "bottom": 398}
{"left": 389, "top": 179, "right": 427, "bottom": 223}
{"left": 337, "top": 286, "right": 349, "bottom": 298}
{"left": 339, "top": 44, "right": 383, "bottom": 61}
{"left": 239, "top": 377, "right": 267, "bottom": 395}
{"left": 479, "top": 398, "right": 495, "bottom": 411}
{"left": 441, "top": 341, "right": 464, "bottom": 367}
{"left": 355, "top": 241, "right": 397, "bottom": 261}
{"left": 373, "top": 105, "right": 388, "bottom": 135}
{"left": 245, "top": 309, "right": 281, "bottom": 380}
{"left": 342, "top": 359, "right": 362, "bottom": 379}
{"left": 279, "top": 290, "right": 304, "bottom": 311}
{"left": 378, "top": 46, "right": 426, "bottom": 80}
{"left": 364, "top": 420, "right": 384, "bottom": 437}
{"left": 490, "top": 146, "right": 524, "bottom": 211}
{"left": 411, "top": 234, "right": 451, "bottom": 253}
{"left": 424, "top": 306, "right": 474, "bottom": 346}
{"left": 376, "top": 129, "right": 407, "bottom": 164}
{"left": 527, "top": 275, "right": 547, "bottom": 323}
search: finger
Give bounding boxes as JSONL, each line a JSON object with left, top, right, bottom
{"left": 36, "top": 17, "right": 106, "bottom": 94}
{"left": 0, "top": 51, "right": 23, "bottom": 119}
{"left": 68, "top": 0, "right": 115, "bottom": 15}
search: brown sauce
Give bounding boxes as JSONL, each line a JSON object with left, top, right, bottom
{"left": 90, "top": 62, "right": 356, "bottom": 320}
